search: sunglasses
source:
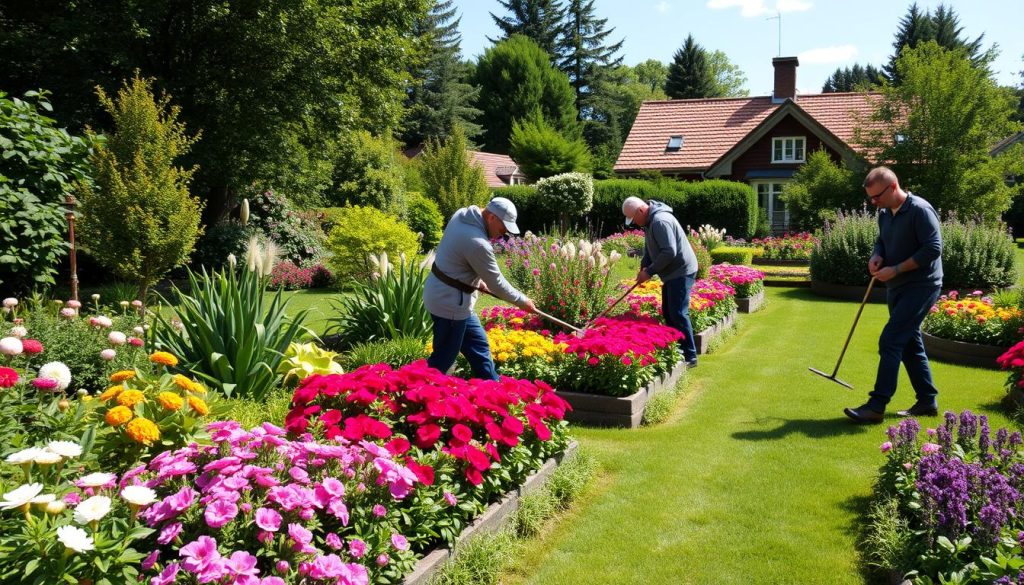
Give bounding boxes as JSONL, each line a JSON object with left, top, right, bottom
{"left": 866, "top": 183, "right": 895, "bottom": 201}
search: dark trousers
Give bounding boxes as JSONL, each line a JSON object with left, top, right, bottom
{"left": 661, "top": 272, "right": 699, "bottom": 363}
{"left": 427, "top": 313, "right": 499, "bottom": 381}
{"left": 866, "top": 283, "right": 941, "bottom": 411}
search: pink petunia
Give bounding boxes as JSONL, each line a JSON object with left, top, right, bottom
{"left": 254, "top": 507, "right": 282, "bottom": 532}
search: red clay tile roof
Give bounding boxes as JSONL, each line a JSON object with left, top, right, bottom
{"left": 615, "top": 92, "right": 885, "bottom": 173}
{"left": 469, "top": 151, "right": 527, "bottom": 188}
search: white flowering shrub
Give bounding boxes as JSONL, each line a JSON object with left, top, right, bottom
{"left": 691, "top": 223, "right": 727, "bottom": 251}
{"left": 535, "top": 172, "right": 594, "bottom": 219}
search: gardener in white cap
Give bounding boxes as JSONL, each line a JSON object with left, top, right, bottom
{"left": 423, "top": 197, "right": 537, "bottom": 380}
{"left": 622, "top": 196, "right": 699, "bottom": 367}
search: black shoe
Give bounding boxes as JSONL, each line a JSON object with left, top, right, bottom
{"left": 897, "top": 403, "right": 938, "bottom": 417}
{"left": 685, "top": 359, "right": 698, "bottom": 369}
{"left": 844, "top": 405, "right": 884, "bottom": 424}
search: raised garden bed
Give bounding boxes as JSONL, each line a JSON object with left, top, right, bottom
{"left": 736, "top": 289, "right": 765, "bottom": 313}
{"left": 403, "top": 441, "right": 581, "bottom": 585}
{"left": 695, "top": 310, "right": 736, "bottom": 354}
{"left": 555, "top": 359, "right": 686, "bottom": 428}
{"left": 922, "top": 331, "right": 1007, "bottom": 370}
{"left": 810, "top": 279, "right": 887, "bottom": 303}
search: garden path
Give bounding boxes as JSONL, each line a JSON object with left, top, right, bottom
{"left": 501, "top": 286, "right": 1012, "bottom": 585}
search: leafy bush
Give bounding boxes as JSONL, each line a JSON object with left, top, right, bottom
{"left": 492, "top": 185, "right": 543, "bottom": 233}
{"left": 342, "top": 336, "right": 429, "bottom": 370}
{"left": 709, "top": 246, "right": 753, "bottom": 265}
{"left": 420, "top": 125, "right": 490, "bottom": 221}
{"left": 923, "top": 291, "right": 1024, "bottom": 346}
{"left": 509, "top": 114, "right": 591, "bottom": 180}
{"left": 941, "top": 218, "right": 1017, "bottom": 290}
{"left": 810, "top": 208, "right": 878, "bottom": 286}
{"left": 151, "top": 263, "right": 309, "bottom": 401}
{"left": 535, "top": 172, "right": 594, "bottom": 234}
{"left": 675, "top": 180, "right": 758, "bottom": 240}
{"left": 752, "top": 232, "right": 818, "bottom": 261}
{"left": 326, "top": 252, "right": 433, "bottom": 346}
{"left": 591, "top": 179, "right": 684, "bottom": 235}
{"left": 189, "top": 220, "right": 253, "bottom": 270}
{"left": 406, "top": 191, "right": 444, "bottom": 251}
{"left": 689, "top": 236, "right": 711, "bottom": 280}
{"left": 330, "top": 129, "right": 407, "bottom": 215}
{"left": 0, "top": 90, "right": 94, "bottom": 295}
{"left": 781, "top": 149, "right": 863, "bottom": 230}
{"left": 268, "top": 261, "right": 314, "bottom": 289}
{"left": 245, "top": 189, "right": 326, "bottom": 266}
{"left": 324, "top": 205, "right": 421, "bottom": 283}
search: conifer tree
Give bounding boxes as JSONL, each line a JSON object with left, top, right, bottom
{"left": 884, "top": 2, "right": 993, "bottom": 84}
{"left": 822, "top": 63, "right": 884, "bottom": 93}
{"left": 489, "top": 0, "right": 566, "bottom": 59}
{"left": 665, "top": 35, "right": 715, "bottom": 99}
{"left": 556, "top": 0, "right": 623, "bottom": 114}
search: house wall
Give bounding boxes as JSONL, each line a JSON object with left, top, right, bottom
{"left": 724, "top": 114, "right": 842, "bottom": 181}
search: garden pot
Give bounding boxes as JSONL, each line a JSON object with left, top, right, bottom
{"left": 694, "top": 310, "right": 736, "bottom": 354}
{"left": 922, "top": 332, "right": 1008, "bottom": 370}
{"left": 736, "top": 290, "right": 765, "bottom": 313}
{"left": 810, "top": 279, "right": 887, "bottom": 303}
{"left": 555, "top": 360, "right": 686, "bottom": 428}
{"left": 753, "top": 258, "right": 810, "bottom": 267}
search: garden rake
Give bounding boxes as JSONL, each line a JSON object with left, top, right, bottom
{"left": 576, "top": 281, "right": 641, "bottom": 336}
{"left": 475, "top": 286, "right": 586, "bottom": 336}
{"left": 808, "top": 276, "right": 877, "bottom": 390}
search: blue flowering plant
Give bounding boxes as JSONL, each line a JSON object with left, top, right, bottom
{"left": 869, "top": 411, "right": 1024, "bottom": 584}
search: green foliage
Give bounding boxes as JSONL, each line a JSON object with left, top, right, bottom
{"left": 190, "top": 220, "right": 254, "bottom": 270}
{"left": 218, "top": 387, "right": 296, "bottom": 430}
{"left": 535, "top": 173, "right": 594, "bottom": 231}
{"left": 491, "top": 185, "right": 543, "bottom": 233}
{"left": 822, "top": 63, "right": 884, "bottom": 93}
{"left": 326, "top": 253, "right": 433, "bottom": 346}
{"left": 151, "top": 265, "right": 309, "bottom": 401}
{"left": 589, "top": 178, "right": 684, "bottom": 235}
{"left": 782, "top": 149, "right": 865, "bottom": 230}
{"left": 706, "top": 50, "right": 749, "bottom": 98}
{"left": 245, "top": 189, "right": 326, "bottom": 266}
{"left": 941, "top": 218, "right": 1017, "bottom": 290}
{"left": 407, "top": 192, "right": 445, "bottom": 251}
{"left": 510, "top": 114, "right": 592, "bottom": 180}
{"left": 420, "top": 125, "right": 490, "bottom": 221}
{"left": 275, "top": 342, "right": 345, "bottom": 389}
{"left": 710, "top": 246, "right": 754, "bottom": 265}
{"left": 665, "top": 34, "right": 715, "bottom": 99}
{"left": 474, "top": 34, "right": 579, "bottom": 153}
{"left": 809, "top": 208, "right": 878, "bottom": 286}
{"left": 0, "top": 90, "right": 94, "bottom": 295}
{"left": 341, "top": 336, "right": 429, "bottom": 370}
{"left": 330, "top": 130, "right": 408, "bottom": 216}
{"left": 430, "top": 529, "right": 520, "bottom": 585}
{"left": 76, "top": 75, "right": 203, "bottom": 301}
{"left": 675, "top": 180, "right": 759, "bottom": 240}
{"left": 884, "top": 3, "right": 995, "bottom": 84}
{"left": 642, "top": 383, "right": 682, "bottom": 426}
{"left": 556, "top": 0, "right": 624, "bottom": 112}
{"left": 324, "top": 206, "right": 421, "bottom": 283}
{"left": 489, "top": 0, "right": 566, "bottom": 57}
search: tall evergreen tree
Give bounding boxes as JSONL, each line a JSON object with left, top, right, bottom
{"left": 489, "top": 0, "right": 566, "bottom": 58}
{"left": 556, "top": 0, "right": 624, "bottom": 115}
{"left": 402, "top": 0, "right": 482, "bottom": 147}
{"left": 885, "top": 2, "right": 994, "bottom": 84}
{"left": 822, "top": 63, "right": 884, "bottom": 93}
{"left": 665, "top": 35, "right": 715, "bottom": 99}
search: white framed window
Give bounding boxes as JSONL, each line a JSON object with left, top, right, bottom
{"left": 771, "top": 137, "right": 805, "bottom": 163}
{"left": 666, "top": 135, "right": 684, "bottom": 151}
{"left": 753, "top": 181, "right": 790, "bottom": 234}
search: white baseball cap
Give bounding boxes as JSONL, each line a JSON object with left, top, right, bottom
{"left": 486, "top": 197, "right": 520, "bottom": 234}
{"left": 622, "top": 196, "right": 645, "bottom": 226}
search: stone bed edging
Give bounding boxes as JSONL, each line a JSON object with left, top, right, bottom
{"left": 554, "top": 359, "right": 687, "bottom": 428}
{"left": 402, "top": 440, "right": 581, "bottom": 585}
{"left": 736, "top": 289, "right": 765, "bottom": 313}
{"left": 810, "top": 279, "right": 888, "bottom": 303}
{"left": 694, "top": 310, "right": 736, "bottom": 355}
{"left": 922, "top": 331, "right": 1008, "bottom": 370}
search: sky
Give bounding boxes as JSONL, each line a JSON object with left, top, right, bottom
{"left": 449, "top": 0, "right": 1024, "bottom": 96}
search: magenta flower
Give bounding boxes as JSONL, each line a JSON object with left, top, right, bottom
{"left": 255, "top": 507, "right": 282, "bottom": 532}
{"left": 275, "top": 560, "right": 290, "bottom": 574}
{"left": 376, "top": 553, "right": 390, "bottom": 567}
{"left": 309, "top": 554, "right": 345, "bottom": 579}
{"left": 879, "top": 441, "right": 892, "bottom": 453}
{"left": 180, "top": 535, "right": 222, "bottom": 574}
{"left": 326, "top": 532, "right": 343, "bottom": 550}
{"left": 348, "top": 539, "right": 367, "bottom": 558}
{"left": 444, "top": 492, "right": 458, "bottom": 506}
{"left": 142, "top": 550, "right": 160, "bottom": 571}
{"left": 204, "top": 499, "right": 239, "bottom": 528}
{"left": 921, "top": 442, "right": 941, "bottom": 454}
{"left": 391, "top": 533, "right": 409, "bottom": 551}
{"left": 372, "top": 504, "right": 387, "bottom": 517}
{"left": 224, "top": 550, "right": 260, "bottom": 577}
{"left": 150, "top": 562, "right": 180, "bottom": 585}
{"left": 157, "top": 522, "right": 183, "bottom": 545}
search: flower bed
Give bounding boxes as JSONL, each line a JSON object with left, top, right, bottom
{"left": 865, "top": 412, "right": 1024, "bottom": 584}
{"left": 612, "top": 278, "right": 737, "bottom": 334}
{"left": 923, "top": 290, "right": 1024, "bottom": 348}
{"left": 751, "top": 232, "right": 817, "bottom": 262}
{"left": 598, "top": 229, "right": 645, "bottom": 257}
{"left": 708, "top": 264, "right": 765, "bottom": 313}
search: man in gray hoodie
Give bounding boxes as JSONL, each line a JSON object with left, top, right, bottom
{"left": 423, "top": 197, "right": 537, "bottom": 380}
{"left": 622, "top": 196, "right": 700, "bottom": 366}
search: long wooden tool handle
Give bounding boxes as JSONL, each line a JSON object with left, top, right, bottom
{"left": 831, "top": 277, "right": 877, "bottom": 377}
{"left": 591, "top": 282, "right": 641, "bottom": 322}
{"left": 533, "top": 308, "right": 584, "bottom": 333}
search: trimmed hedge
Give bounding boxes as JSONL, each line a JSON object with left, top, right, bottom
{"left": 710, "top": 246, "right": 755, "bottom": 265}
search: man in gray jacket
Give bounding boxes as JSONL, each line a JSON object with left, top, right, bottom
{"left": 622, "top": 196, "right": 699, "bottom": 366}
{"left": 423, "top": 197, "right": 537, "bottom": 380}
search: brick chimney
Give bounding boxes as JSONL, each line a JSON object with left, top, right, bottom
{"left": 772, "top": 56, "right": 799, "bottom": 102}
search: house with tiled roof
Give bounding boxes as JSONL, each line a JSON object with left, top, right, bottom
{"left": 403, "top": 145, "right": 528, "bottom": 189}
{"left": 615, "top": 57, "right": 886, "bottom": 233}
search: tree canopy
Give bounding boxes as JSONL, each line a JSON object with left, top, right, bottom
{"left": 665, "top": 35, "right": 715, "bottom": 99}
{"left": 884, "top": 2, "right": 995, "bottom": 84}
{"left": 556, "top": 0, "right": 624, "bottom": 114}
{"left": 489, "top": 0, "right": 566, "bottom": 58}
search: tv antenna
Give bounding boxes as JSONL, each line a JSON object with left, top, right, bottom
{"left": 766, "top": 11, "right": 781, "bottom": 56}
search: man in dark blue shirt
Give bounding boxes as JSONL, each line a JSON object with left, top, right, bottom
{"left": 845, "top": 166, "right": 943, "bottom": 424}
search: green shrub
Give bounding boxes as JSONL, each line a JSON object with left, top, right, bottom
{"left": 809, "top": 209, "right": 878, "bottom": 286}
{"left": 329, "top": 130, "right": 407, "bottom": 215}
{"left": 217, "top": 387, "right": 294, "bottom": 430}
{"left": 245, "top": 189, "right": 326, "bottom": 266}
{"left": 341, "top": 336, "right": 428, "bottom": 370}
{"left": 492, "top": 185, "right": 541, "bottom": 233}
{"left": 710, "top": 246, "right": 754, "bottom": 265}
{"left": 0, "top": 90, "right": 94, "bottom": 295}
{"left": 941, "top": 218, "right": 1017, "bottom": 290}
{"left": 675, "top": 180, "right": 758, "bottom": 240}
{"left": 406, "top": 192, "right": 444, "bottom": 251}
{"left": 420, "top": 125, "right": 490, "bottom": 221}
{"left": 509, "top": 114, "right": 591, "bottom": 180}
{"left": 326, "top": 253, "right": 432, "bottom": 346}
{"left": 591, "top": 179, "right": 686, "bottom": 236}
{"left": 781, "top": 149, "right": 863, "bottom": 230}
{"left": 191, "top": 220, "right": 254, "bottom": 270}
{"left": 535, "top": 172, "right": 594, "bottom": 234}
{"left": 689, "top": 236, "right": 711, "bottom": 280}
{"left": 324, "top": 206, "right": 420, "bottom": 283}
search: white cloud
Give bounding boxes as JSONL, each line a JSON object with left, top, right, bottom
{"left": 798, "top": 45, "right": 859, "bottom": 64}
{"left": 656, "top": 1, "right": 671, "bottom": 13}
{"left": 706, "top": 0, "right": 812, "bottom": 17}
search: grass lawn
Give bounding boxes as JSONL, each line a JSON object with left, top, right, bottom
{"left": 500, "top": 286, "right": 1014, "bottom": 585}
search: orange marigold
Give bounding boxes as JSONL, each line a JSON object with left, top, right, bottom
{"left": 98, "top": 385, "right": 123, "bottom": 401}
{"left": 125, "top": 417, "right": 160, "bottom": 444}
{"left": 187, "top": 395, "right": 210, "bottom": 416}
{"left": 109, "top": 370, "right": 136, "bottom": 383}
{"left": 116, "top": 389, "right": 146, "bottom": 408}
{"left": 150, "top": 352, "right": 178, "bottom": 367}
{"left": 157, "top": 391, "right": 184, "bottom": 411}
{"left": 105, "top": 406, "right": 133, "bottom": 427}
{"left": 173, "top": 374, "right": 204, "bottom": 394}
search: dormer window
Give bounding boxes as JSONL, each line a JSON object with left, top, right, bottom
{"left": 772, "top": 136, "right": 805, "bottom": 163}
{"left": 894, "top": 134, "right": 907, "bottom": 144}
{"left": 666, "top": 136, "right": 684, "bottom": 151}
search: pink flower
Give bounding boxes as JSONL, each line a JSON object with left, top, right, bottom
{"left": 204, "top": 499, "right": 238, "bottom": 528}
{"left": 255, "top": 507, "right": 282, "bottom": 532}
{"left": 348, "top": 539, "right": 367, "bottom": 558}
{"left": 150, "top": 563, "right": 180, "bottom": 585}
{"left": 225, "top": 551, "right": 260, "bottom": 577}
{"left": 142, "top": 550, "right": 160, "bottom": 571}
{"left": 326, "top": 532, "right": 343, "bottom": 550}
{"left": 443, "top": 492, "right": 457, "bottom": 506}
{"left": 372, "top": 504, "right": 387, "bottom": 517}
{"left": 31, "top": 377, "right": 59, "bottom": 390}
{"left": 288, "top": 523, "right": 314, "bottom": 552}
{"left": 391, "top": 533, "right": 409, "bottom": 551}
{"left": 261, "top": 578, "right": 286, "bottom": 585}
{"left": 921, "top": 443, "right": 941, "bottom": 454}
{"left": 376, "top": 553, "right": 390, "bottom": 567}
{"left": 100, "top": 349, "right": 116, "bottom": 361}
{"left": 21, "top": 339, "right": 43, "bottom": 354}
{"left": 879, "top": 442, "right": 892, "bottom": 453}
{"left": 158, "top": 522, "right": 183, "bottom": 545}
{"left": 180, "top": 535, "right": 222, "bottom": 574}
{"left": 308, "top": 554, "right": 345, "bottom": 579}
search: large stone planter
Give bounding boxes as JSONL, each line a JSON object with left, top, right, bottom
{"left": 695, "top": 310, "right": 736, "bottom": 354}
{"left": 555, "top": 359, "right": 687, "bottom": 428}
{"left": 922, "top": 332, "right": 1008, "bottom": 370}
{"left": 810, "top": 279, "right": 887, "bottom": 303}
{"left": 736, "top": 289, "right": 765, "bottom": 313}
{"left": 403, "top": 441, "right": 580, "bottom": 585}
{"left": 753, "top": 258, "right": 810, "bottom": 267}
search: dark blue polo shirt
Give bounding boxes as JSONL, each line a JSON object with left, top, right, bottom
{"left": 872, "top": 193, "right": 943, "bottom": 290}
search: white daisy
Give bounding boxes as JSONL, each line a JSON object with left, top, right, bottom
{"left": 78, "top": 472, "right": 116, "bottom": 487}
{"left": 73, "top": 495, "right": 112, "bottom": 524}
{"left": 57, "top": 525, "right": 95, "bottom": 553}
{"left": 120, "top": 485, "right": 157, "bottom": 506}
{"left": 46, "top": 441, "right": 83, "bottom": 458}
{"left": 0, "top": 483, "right": 44, "bottom": 510}
{"left": 37, "top": 361, "right": 72, "bottom": 391}
{"left": 32, "top": 451, "right": 62, "bottom": 465}
{"left": 5, "top": 447, "right": 45, "bottom": 465}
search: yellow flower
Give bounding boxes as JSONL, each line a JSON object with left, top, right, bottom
{"left": 116, "top": 389, "right": 146, "bottom": 408}
{"left": 157, "top": 392, "right": 184, "bottom": 411}
{"left": 110, "top": 370, "right": 136, "bottom": 383}
{"left": 105, "top": 406, "right": 133, "bottom": 427}
{"left": 173, "top": 374, "right": 205, "bottom": 394}
{"left": 187, "top": 395, "right": 210, "bottom": 416}
{"left": 98, "top": 385, "right": 123, "bottom": 402}
{"left": 149, "top": 352, "right": 178, "bottom": 367}
{"left": 125, "top": 417, "right": 160, "bottom": 444}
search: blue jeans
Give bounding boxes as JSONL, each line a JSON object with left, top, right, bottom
{"left": 427, "top": 313, "right": 499, "bottom": 381}
{"left": 662, "top": 272, "right": 698, "bottom": 362}
{"left": 866, "top": 283, "right": 941, "bottom": 412}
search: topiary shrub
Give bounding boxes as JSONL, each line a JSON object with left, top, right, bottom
{"left": 941, "top": 218, "right": 1017, "bottom": 291}
{"left": 325, "top": 206, "right": 420, "bottom": 284}
{"left": 810, "top": 209, "right": 878, "bottom": 286}
{"left": 688, "top": 236, "right": 711, "bottom": 280}
{"left": 709, "top": 246, "right": 754, "bottom": 265}
{"left": 535, "top": 172, "right": 594, "bottom": 235}
{"left": 406, "top": 191, "right": 444, "bottom": 251}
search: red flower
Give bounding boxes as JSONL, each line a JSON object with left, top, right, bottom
{"left": 385, "top": 437, "right": 411, "bottom": 455}
{"left": 21, "top": 339, "right": 43, "bottom": 354}
{"left": 415, "top": 424, "right": 442, "bottom": 449}
{"left": 406, "top": 461, "right": 435, "bottom": 485}
{"left": 0, "top": 366, "right": 18, "bottom": 388}
{"left": 451, "top": 423, "right": 473, "bottom": 443}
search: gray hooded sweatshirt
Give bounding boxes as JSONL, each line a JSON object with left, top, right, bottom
{"left": 423, "top": 206, "right": 528, "bottom": 320}
{"left": 641, "top": 200, "right": 698, "bottom": 281}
